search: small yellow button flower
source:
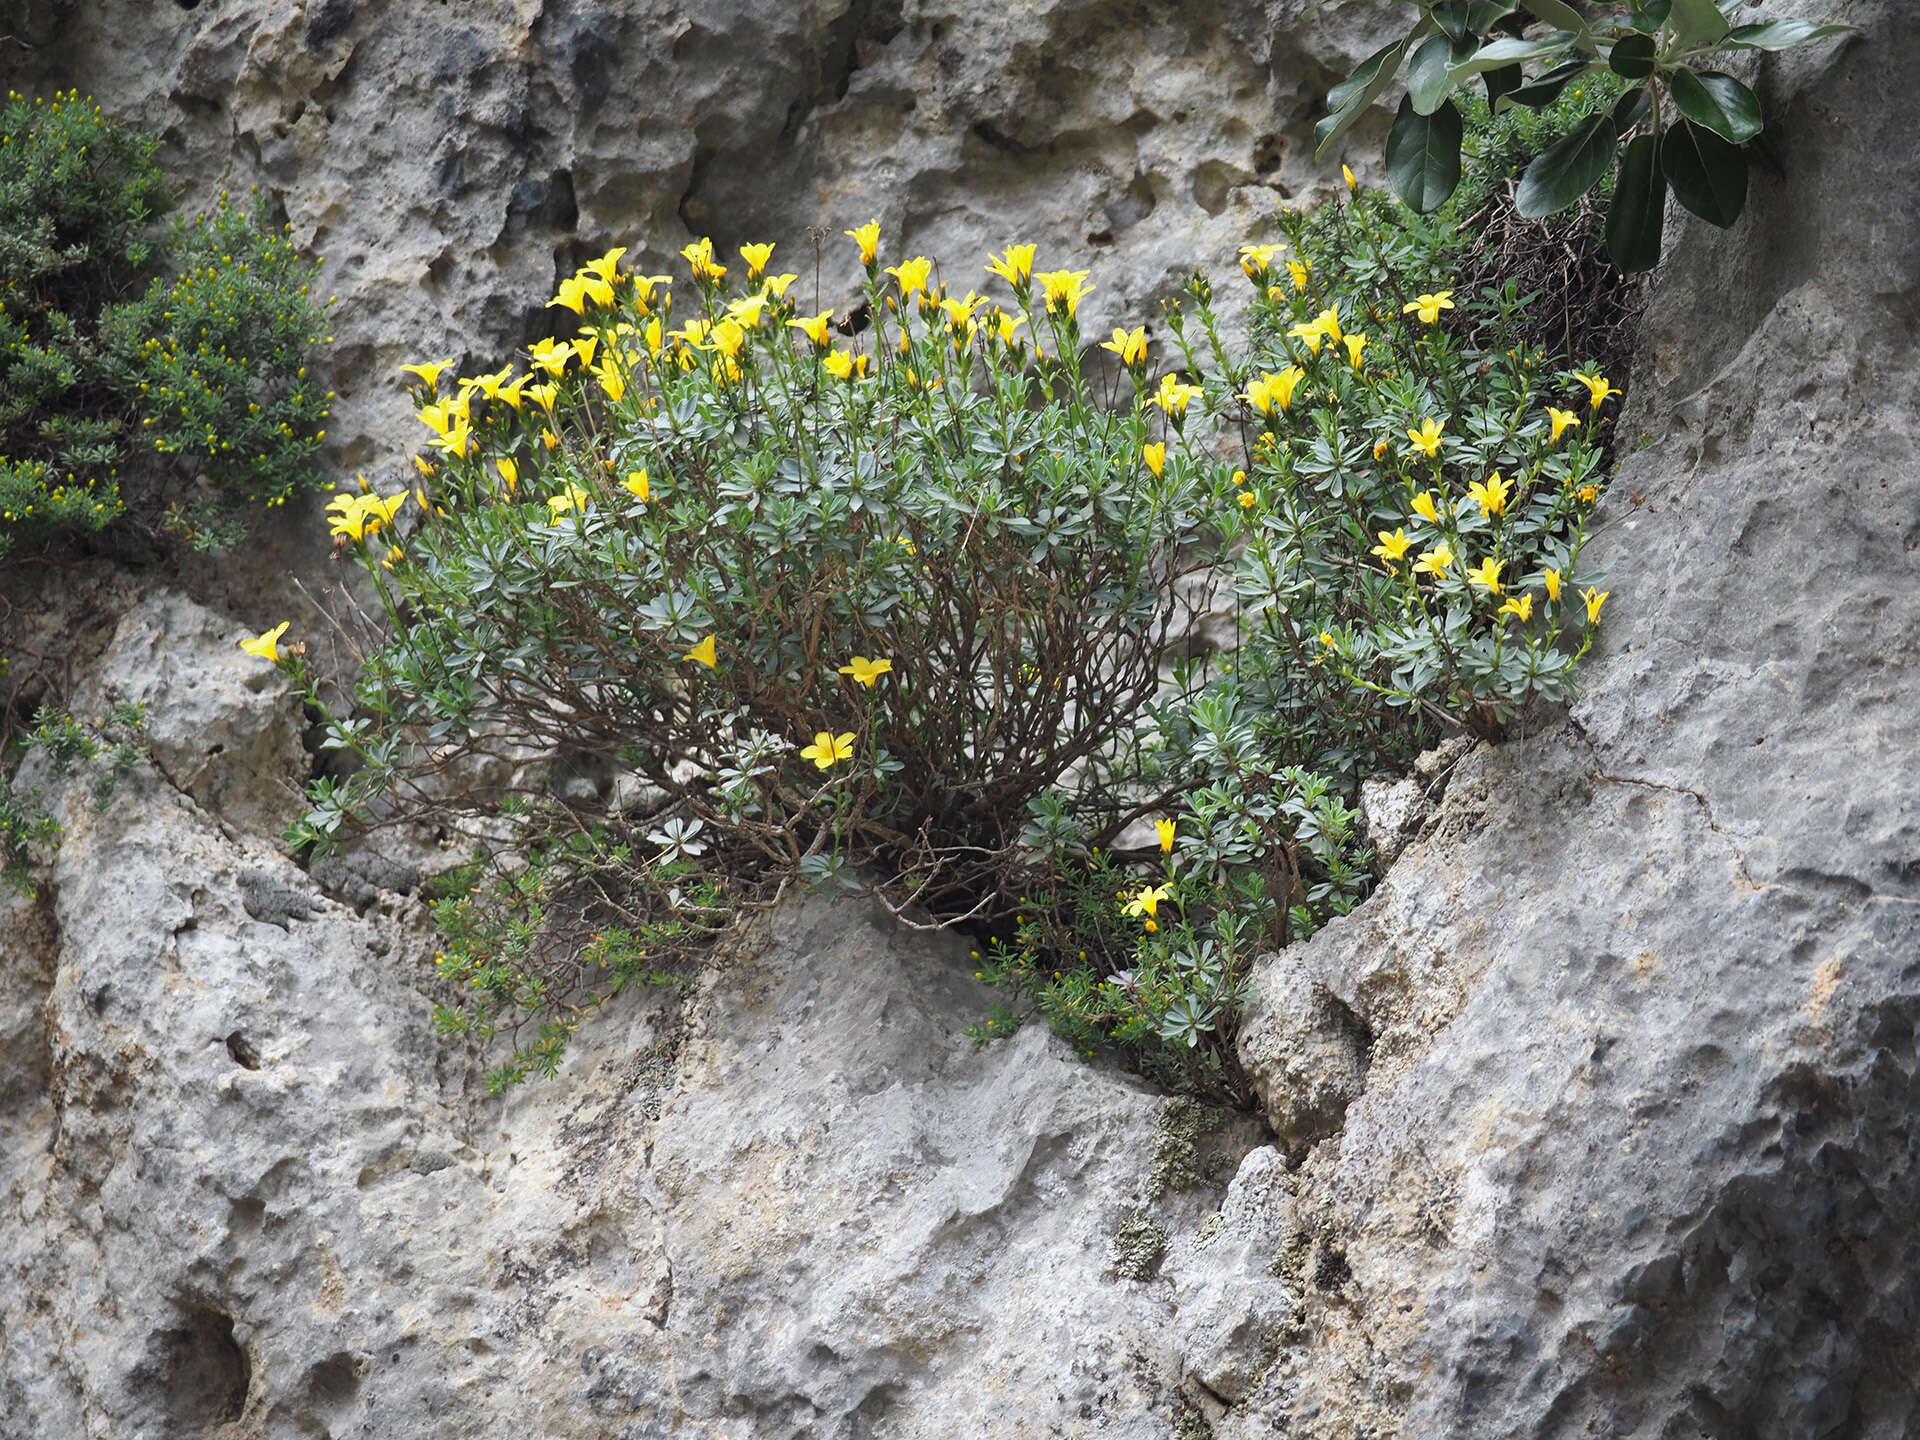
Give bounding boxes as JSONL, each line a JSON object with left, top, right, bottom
{"left": 239, "top": 622, "right": 289, "bottom": 663}
{"left": 1402, "top": 290, "right": 1455, "bottom": 324}
{"left": 684, "top": 635, "right": 717, "bottom": 668}
{"left": 1548, "top": 407, "right": 1581, "bottom": 444}
{"left": 1142, "top": 441, "right": 1166, "bottom": 478}
{"left": 838, "top": 656, "right": 894, "bottom": 687}
{"left": 1238, "top": 491, "right": 1257, "bottom": 508}
{"left": 1466, "top": 556, "right": 1503, "bottom": 594}
{"left": 1372, "top": 438, "right": 1391, "bottom": 461}
{"left": 1581, "top": 586, "right": 1610, "bottom": 623}
{"left": 1407, "top": 417, "right": 1445, "bottom": 457}
{"left": 800, "top": 730, "right": 856, "bottom": 770}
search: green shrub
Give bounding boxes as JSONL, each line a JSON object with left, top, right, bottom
{"left": 274, "top": 184, "right": 1621, "bottom": 1096}
{"left": 0, "top": 90, "right": 331, "bottom": 557}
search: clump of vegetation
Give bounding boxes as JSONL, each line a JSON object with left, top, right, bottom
{"left": 255, "top": 150, "right": 1626, "bottom": 1093}
{"left": 0, "top": 700, "right": 145, "bottom": 893}
{"left": 0, "top": 89, "right": 332, "bottom": 559}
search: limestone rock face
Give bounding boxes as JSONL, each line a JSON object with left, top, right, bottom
{"left": 1230, "top": 6, "right": 1920, "bottom": 1435}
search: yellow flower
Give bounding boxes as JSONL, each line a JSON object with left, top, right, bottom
{"left": 789, "top": 309, "right": 833, "bottom": 348}
{"left": 1500, "top": 593, "right": 1534, "bottom": 622}
{"left": 398, "top": 359, "right": 452, "bottom": 391}
{"left": 1543, "top": 568, "right": 1562, "bottom": 602}
{"left": 595, "top": 360, "right": 626, "bottom": 403}
{"left": 1286, "top": 316, "right": 1327, "bottom": 354}
{"left": 995, "top": 311, "right": 1026, "bottom": 346}
{"left": 985, "top": 243, "right": 1035, "bottom": 286}
{"left": 1578, "top": 483, "right": 1599, "bottom": 504}
{"left": 1574, "top": 373, "right": 1620, "bottom": 411}
{"left": 1466, "top": 556, "right": 1503, "bottom": 594}
{"left": 800, "top": 730, "right": 856, "bottom": 770}
{"left": 1407, "top": 417, "right": 1445, "bottom": 457}
{"left": 885, "top": 256, "right": 932, "bottom": 298}
{"left": 1154, "top": 372, "right": 1203, "bottom": 417}
{"left": 525, "top": 382, "right": 559, "bottom": 413}
{"left": 415, "top": 399, "right": 455, "bottom": 437}
{"left": 1319, "top": 631, "right": 1336, "bottom": 649}
{"left": 1343, "top": 163, "right": 1358, "bottom": 191}
{"left": 1033, "top": 268, "right": 1094, "bottom": 316}
{"left": 496, "top": 375, "right": 528, "bottom": 410}
{"left": 623, "top": 469, "right": 650, "bottom": 501}
{"left": 1238, "top": 490, "right": 1257, "bottom": 508}
{"left": 1412, "top": 542, "right": 1454, "bottom": 577}
{"left": 571, "top": 333, "right": 599, "bottom": 369}
{"left": 1101, "top": 325, "right": 1148, "bottom": 366}
{"left": 473, "top": 365, "right": 516, "bottom": 402}
{"left": 239, "top": 621, "right": 289, "bottom": 663}
{"left": 1286, "top": 258, "right": 1311, "bottom": 291}
{"left": 1156, "top": 818, "right": 1176, "bottom": 852}
{"left": 1122, "top": 883, "right": 1171, "bottom": 919}
{"left": 823, "top": 349, "right": 855, "bottom": 380}
{"left": 547, "top": 484, "right": 591, "bottom": 518}
{"left": 1581, "top": 586, "right": 1609, "bottom": 623}
{"left": 1142, "top": 441, "right": 1166, "bottom": 478}
{"left": 681, "top": 236, "right": 726, "bottom": 281}
{"left": 1244, "top": 366, "right": 1304, "bottom": 415}
{"left": 582, "top": 246, "right": 626, "bottom": 283}
{"left": 1372, "top": 438, "right": 1390, "bottom": 461}
{"left": 1468, "top": 471, "right": 1511, "bottom": 518}
{"left": 412, "top": 454, "right": 435, "bottom": 477}
{"left": 496, "top": 457, "right": 519, "bottom": 492}
{"left": 761, "top": 272, "right": 799, "bottom": 299}
{"left": 1403, "top": 290, "right": 1455, "bottom": 324}
{"left": 1312, "top": 306, "right": 1343, "bottom": 346}
{"left": 846, "top": 220, "right": 882, "bottom": 265}
{"left": 837, "top": 655, "right": 894, "bottom": 687}
{"left": 1344, "top": 332, "right": 1368, "bottom": 370}
{"left": 528, "top": 337, "right": 571, "bottom": 378}
{"left": 543, "top": 428, "right": 562, "bottom": 450}
{"left": 1370, "top": 527, "right": 1412, "bottom": 565}
{"left": 1548, "top": 406, "right": 1581, "bottom": 444}
{"left": 708, "top": 317, "right": 747, "bottom": 360}
{"left": 1238, "top": 243, "right": 1282, "bottom": 280}
{"left": 548, "top": 274, "right": 591, "bottom": 315}
{"left": 1231, "top": 469, "right": 1247, "bottom": 486}
{"left": 738, "top": 241, "right": 775, "bottom": 276}
{"left": 1412, "top": 490, "right": 1442, "bottom": 524}
{"left": 939, "top": 291, "right": 985, "bottom": 328}
{"left": 684, "top": 635, "right": 718, "bottom": 668}
{"left": 632, "top": 273, "right": 673, "bottom": 307}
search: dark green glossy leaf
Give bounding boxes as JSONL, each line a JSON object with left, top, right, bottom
{"left": 1612, "top": 85, "right": 1651, "bottom": 131}
{"left": 1661, "top": 118, "right": 1747, "bottom": 226}
{"left": 1317, "top": 34, "right": 1415, "bottom": 158}
{"left": 1724, "top": 19, "right": 1857, "bottom": 51}
{"left": 1515, "top": 110, "right": 1618, "bottom": 218}
{"left": 1609, "top": 33, "right": 1656, "bottom": 79}
{"left": 1497, "top": 58, "right": 1591, "bottom": 111}
{"left": 1466, "top": 1, "right": 1520, "bottom": 30}
{"left": 1517, "top": 0, "right": 1590, "bottom": 36}
{"left": 1668, "top": 69, "right": 1764, "bottom": 143}
{"left": 1626, "top": 1, "right": 1672, "bottom": 31}
{"left": 1484, "top": 63, "right": 1524, "bottom": 108}
{"left": 1449, "top": 31, "right": 1578, "bottom": 81}
{"left": 1408, "top": 34, "right": 1458, "bottom": 116}
{"left": 1606, "top": 133, "right": 1666, "bottom": 272}
{"left": 1385, "top": 94, "right": 1463, "bottom": 213}
{"left": 1431, "top": 0, "right": 1471, "bottom": 44}
{"left": 1667, "top": 0, "right": 1730, "bottom": 44}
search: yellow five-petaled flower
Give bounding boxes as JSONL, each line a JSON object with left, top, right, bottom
{"left": 800, "top": 730, "right": 856, "bottom": 770}
{"left": 1412, "top": 542, "right": 1454, "bottom": 577}
{"left": 239, "top": 621, "right": 289, "bottom": 663}
{"left": 1370, "top": 528, "right": 1412, "bottom": 565}
{"left": 684, "top": 635, "right": 718, "bottom": 668}
{"left": 1581, "top": 586, "right": 1609, "bottom": 623}
{"left": 1466, "top": 556, "right": 1503, "bottom": 594}
{"left": 838, "top": 655, "right": 894, "bottom": 687}
{"left": 1573, "top": 373, "right": 1620, "bottom": 412}
{"left": 1469, "top": 471, "right": 1511, "bottom": 518}
{"left": 1403, "top": 290, "right": 1455, "bottom": 324}
{"left": 1122, "top": 882, "right": 1172, "bottom": 920}
{"left": 1101, "top": 325, "right": 1148, "bottom": 366}
{"left": 847, "top": 220, "right": 882, "bottom": 266}
{"left": 1407, "top": 417, "right": 1445, "bottom": 458}
{"left": 1547, "top": 406, "right": 1581, "bottom": 444}
{"left": 985, "top": 243, "right": 1036, "bottom": 287}
{"left": 1243, "top": 366, "right": 1303, "bottom": 416}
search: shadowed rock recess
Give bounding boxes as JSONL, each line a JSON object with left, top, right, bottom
{"left": 2, "top": 1, "right": 1915, "bottom": 1437}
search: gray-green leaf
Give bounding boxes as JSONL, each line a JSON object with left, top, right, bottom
{"left": 1407, "top": 35, "right": 1458, "bottom": 116}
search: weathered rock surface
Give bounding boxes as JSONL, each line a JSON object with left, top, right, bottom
{"left": 0, "top": 580, "right": 1255, "bottom": 1436}
{"left": 1232, "top": 5, "right": 1920, "bottom": 1435}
